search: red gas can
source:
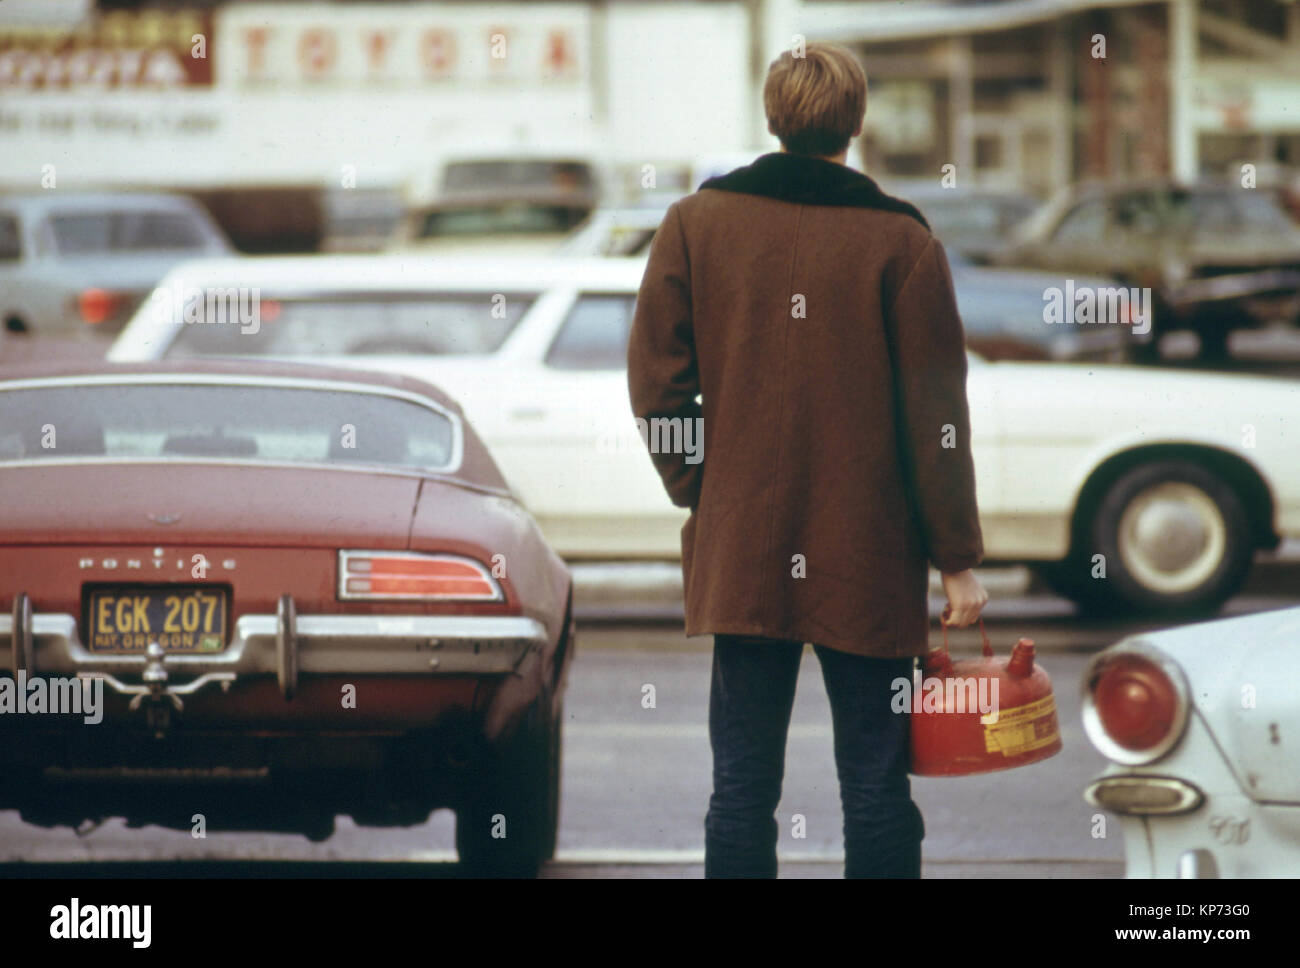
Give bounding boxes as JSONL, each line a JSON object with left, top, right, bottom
{"left": 909, "top": 619, "right": 1062, "bottom": 776}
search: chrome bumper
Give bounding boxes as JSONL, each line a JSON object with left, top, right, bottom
{"left": 3, "top": 593, "right": 546, "bottom": 690}
{"left": 1170, "top": 268, "right": 1300, "bottom": 307}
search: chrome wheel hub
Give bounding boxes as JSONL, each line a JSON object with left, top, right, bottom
{"left": 1117, "top": 482, "right": 1226, "bottom": 594}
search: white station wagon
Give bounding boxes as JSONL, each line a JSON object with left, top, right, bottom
{"left": 110, "top": 255, "right": 1300, "bottom": 615}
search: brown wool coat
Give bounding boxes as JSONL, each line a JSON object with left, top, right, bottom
{"left": 627, "top": 152, "right": 983, "bottom": 658}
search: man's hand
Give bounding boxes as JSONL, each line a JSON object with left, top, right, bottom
{"left": 940, "top": 569, "right": 988, "bottom": 627}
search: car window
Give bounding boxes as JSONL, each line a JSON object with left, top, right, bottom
{"left": 1111, "top": 192, "right": 1162, "bottom": 236}
{"left": 1051, "top": 200, "right": 1109, "bottom": 243}
{"left": 0, "top": 383, "right": 455, "bottom": 471}
{"left": 1172, "top": 189, "right": 1297, "bottom": 236}
{"left": 0, "top": 214, "right": 20, "bottom": 261}
{"left": 545, "top": 294, "right": 636, "bottom": 370}
{"left": 50, "top": 211, "right": 209, "bottom": 254}
{"left": 162, "top": 292, "right": 533, "bottom": 358}
{"left": 442, "top": 160, "right": 595, "bottom": 195}
{"left": 416, "top": 204, "right": 589, "bottom": 239}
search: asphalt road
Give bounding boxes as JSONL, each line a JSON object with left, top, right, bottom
{"left": 0, "top": 625, "right": 1115, "bottom": 878}
{"left": 4, "top": 572, "right": 1298, "bottom": 879}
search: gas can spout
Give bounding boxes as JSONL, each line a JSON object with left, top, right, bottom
{"left": 1007, "top": 638, "right": 1036, "bottom": 678}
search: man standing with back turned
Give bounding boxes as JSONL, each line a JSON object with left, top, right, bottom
{"left": 627, "top": 43, "right": 988, "bottom": 878}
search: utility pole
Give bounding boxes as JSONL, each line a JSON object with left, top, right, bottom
{"left": 752, "top": 0, "right": 798, "bottom": 148}
{"left": 1168, "top": 0, "right": 1198, "bottom": 181}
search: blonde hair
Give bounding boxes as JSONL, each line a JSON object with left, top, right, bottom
{"left": 763, "top": 43, "right": 866, "bottom": 157}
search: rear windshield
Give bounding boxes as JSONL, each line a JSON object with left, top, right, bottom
{"left": 416, "top": 205, "right": 589, "bottom": 238}
{"left": 0, "top": 382, "right": 455, "bottom": 470}
{"left": 50, "top": 211, "right": 210, "bottom": 254}
{"left": 160, "top": 292, "right": 532, "bottom": 358}
{"left": 442, "top": 160, "right": 595, "bottom": 194}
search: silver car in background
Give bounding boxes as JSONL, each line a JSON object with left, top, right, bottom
{"left": 0, "top": 191, "right": 232, "bottom": 341}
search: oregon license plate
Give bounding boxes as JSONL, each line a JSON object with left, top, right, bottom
{"left": 86, "top": 586, "right": 228, "bottom": 654}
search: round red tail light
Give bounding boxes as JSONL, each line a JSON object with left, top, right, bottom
{"left": 1093, "top": 655, "right": 1177, "bottom": 751}
{"left": 1084, "top": 647, "right": 1189, "bottom": 764}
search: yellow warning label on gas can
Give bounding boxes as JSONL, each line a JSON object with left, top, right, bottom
{"left": 983, "top": 694, "right": 1059, "bottom": 757}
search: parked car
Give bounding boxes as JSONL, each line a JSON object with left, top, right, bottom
{"left": 110, "top": 255, "right": 1300, "bottom": 614}
{"left": 689, "top": 151, "right": 764, "bottom": 191}
{"left": 319, "top": 186, "right": 405, "bottom": 253}
{"left": 0, "top": 359, "right": 574, "bottom": 876}
{"left": 1083, "top": 605, "right": 1300, "bottom": 877}
{"left": 995, "top": 180, "right": 1300, "bottom": 360}
{"left": 557, "top": 203, "right": 674, "bottom": 258}
{"left": 948, "top": 253, "right": 1143, "bottom": 362}
{"left": 391, "top": 155, "right": 600, "bottom": 256}
{"left": 889, "top": 183, "right": 1040, "bottom": 265}
{"left": 0, "top": 191, "right": 233, "bottom": 339}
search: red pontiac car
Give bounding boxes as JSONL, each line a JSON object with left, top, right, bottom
{"left": 0, "top": 360, "right": 574, "bottom": 876}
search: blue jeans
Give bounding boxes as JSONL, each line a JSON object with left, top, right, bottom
{"left": 704, "top": 634, "right": 924, "bottom": 878}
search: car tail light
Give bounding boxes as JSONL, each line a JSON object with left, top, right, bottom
{"left": 1083, "top": 646, "right": 1189, "bottom": 765}
{"left": 76, "top": 288, "right": 121, "bottom": 326}
{"left": 338, "top": 551, "right": 503, "bottom": 602}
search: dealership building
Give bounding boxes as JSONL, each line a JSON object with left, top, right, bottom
{"left": 2, "top": 0, "right": 1297, "bottom": 246}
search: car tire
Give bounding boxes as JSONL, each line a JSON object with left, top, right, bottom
{"left": 455, "top": 697, "right": 560, "bottom": 878}
{"left": 1061, "top": 460, "right": 1253, "bottom": 615}
{"left": 1196, "top": 327, "right": 1231, "bottom": 363}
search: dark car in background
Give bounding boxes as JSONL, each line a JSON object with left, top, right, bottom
{"left": 995, "top": 180, "right": 1300, "bottom": 360}
{"left": 951, "top": 257, "right": 1144, "bottom": 362}
{"left": 0, "top": 192, "right": 232, "bottom": 342}
{"left": 889, "top": 183, "right": 1040, "bottom": 265}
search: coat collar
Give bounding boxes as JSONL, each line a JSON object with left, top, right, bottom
{"left": 699, "top": 152, "right": 929, "bottom": 229}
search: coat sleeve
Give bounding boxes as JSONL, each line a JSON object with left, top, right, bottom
{"left": 626, "top": 202, "right": 703, "bottom": 510}
{"left": 884, "top": 235, "right": 984, "bottom": 573}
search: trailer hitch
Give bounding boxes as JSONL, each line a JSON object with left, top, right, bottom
{"left": 81, "top": 642, "right": 236, "bottom": 739}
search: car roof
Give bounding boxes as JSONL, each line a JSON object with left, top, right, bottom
{"left": 0, "top": 357, "right": 469, "bottom": 416}
{"left": 147, "top": 254, "right": 649, "bottom": 291}
{"left": 1066, "top": 178, "right": 1250, "bottom": 198}
{"left": 441, "top": 152, "right": 596, "bottom": 166}
{"left": 581, "top": 206, "right": 672, "bottom": 223}
{"left": 0, "top": 191, "right": 204, "bottom": 215}
{"left": 889, "top": 183, "right": 1037, "bottom": 202}
{"left": 415, "top": 187, "right": 597, "bottom": 210}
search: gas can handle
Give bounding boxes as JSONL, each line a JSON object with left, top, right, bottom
{"left": 940, "top": 609, "right": 993, "bottom": 658}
